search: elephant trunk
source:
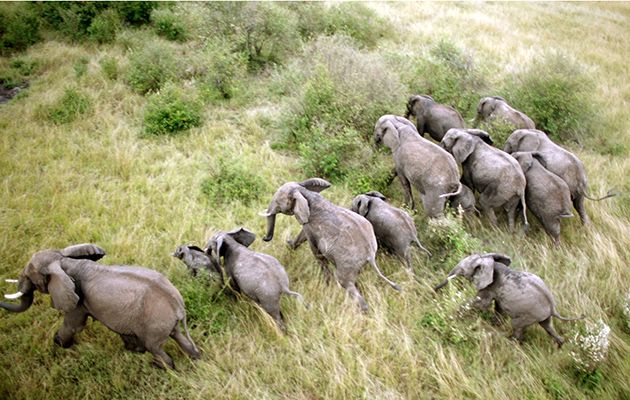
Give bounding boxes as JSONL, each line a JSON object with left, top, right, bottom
{"left": 0, "top": 291, "right": 34, "bottom": 313}
{"left": 433, "top": 274, "right": 456, "bottom": 292}
{"left": 263, "top": 214, "right": 277, "bottom": 242}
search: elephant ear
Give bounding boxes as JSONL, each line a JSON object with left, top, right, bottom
{"left": 465, "top": 129, "right": 494, "bottom": 145}
{"left": 45, "top": 261, "right": 79, "bottom": 312}
{"left": 451, "top": 133, "right": 475, "bottom": 163}
{"left": 299, "top": 178, "right": 331, "bottom": 193}
{"left": 531, "top": 152, "right": 550, "bottom": 169}
{"left": 517, "top": 132, "right": 541, "bottom": 151}
{"left": 353, "top": 196, "right": 371, "bottom": 217}
{"left": 61, "top": 244, "right": 106, "bottom": 261}
{"left": 512, "top": 152, "right": 533, "bottom": 172}
{"left": 292, "top": 189, "right": 310, "bottom": 225}
{"left": 364, "top": 191, "right": 387, "bottom": 201}
{"left": 483, "top": 253, "right": 512, "bottom": 266}
{"left": 472, "top": 256, "right": 495, "bottom": 291}
{"left": 186, "top": 245, "right": 205, "bottom": 253}
{"left": 226, "top": 227, "right": 256, "bottom": 248}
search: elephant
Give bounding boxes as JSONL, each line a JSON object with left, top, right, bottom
{"left": 511, "top": 152, "right": 574, "bottom": 245}
{"left": 374, "top": 115, "right": 462, "bottom": 218}
{"left": 472, "top": 96, "right": 535, "bottom": 131}
{"left": 448, "top": 182, "right": 477, "bottom": 215}
{"left": 206, "top": 228, "right": 305, "bottom": 331}
{"left": 434, "top": 253, "right": 583, "bottom": 346}
{"left": 0, "top": 243, "right": 200, "bottom": 369}
{"left": 504, "top": 129, "right": 617, "bottom": 224}
{"left": 350, "top": 191, "right": 431, "bottom": 272}
{"left": 261, "top": 178, "right": 401, "bottom": 312}
{"left": 172, "top": 244, "right": 222, "bottom": 280}
{"left": 404, "top": 94, "right": 466, "bottom": 142}
{"left": 441, "top": 128, "right": 529, "bottom": 231}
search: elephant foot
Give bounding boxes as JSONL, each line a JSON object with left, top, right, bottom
{"left": 54, "top": 333, "right": 74, "bottom": 348}
{"left": 121, "top": 334, "right": 147, "bottom": 353}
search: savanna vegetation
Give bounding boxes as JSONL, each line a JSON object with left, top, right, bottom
{"left": 0, "top": 2, "right": 629, "bottom": 399}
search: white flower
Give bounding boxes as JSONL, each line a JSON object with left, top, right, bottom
{"left": 570, "top": 319, "right": 611, "bottom": 373}
{"left": 622, "top": 289, "right": 630, "bottom": 330}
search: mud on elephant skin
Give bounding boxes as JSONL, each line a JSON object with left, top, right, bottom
{"left": 0, "top": 243, "right": 200, "bottom": 369}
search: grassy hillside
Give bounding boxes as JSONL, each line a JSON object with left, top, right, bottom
{"left": 0, "top": 2, "right": 629, "bottom": 399}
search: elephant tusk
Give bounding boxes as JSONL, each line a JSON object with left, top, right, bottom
{"left": 4, "top": 291, "right": 23, "bottom": 299}
{"left": 258, "top": 210, "right": 272, "bottom": 217}
{"left": 5, "top": 279, "right": 18, "bottom": 283}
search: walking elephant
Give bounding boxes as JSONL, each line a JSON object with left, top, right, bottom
{"left": 473, "top": 96, "right": 535, "bottom": 131}
{"left": 405, "top": 94, "right": 466, "bottom": 142}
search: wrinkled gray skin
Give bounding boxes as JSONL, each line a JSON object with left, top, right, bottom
{"left": 405, "top": 94, "right": 466, "bottom": 142}
{"left": 262, "top": 178, "right": 401, "bottom": 312}
{"left": 441, "top": 128, "right": 529, "bottom": 231}
{"left": 0, "top": 244, "right": 200, "bottom": 369}
{"left": 448, "top": 182, "right": 477, "bottom": 215}
{"left": 512, "top": 152, "right": 574, "bottom": 245}
{"left": 172, "top": 244, "right": 222, "bottom": 280}
{"left": 374, "top": 115, "right": 461, "bottom": 217}
{"left": 206, "top": 228, "right": 305, "bottom": 331}
{"left": 504, "top": 129, "right": 617, "bottom": 224}
{"left": 434, "top": 253, "right": 582, "bottom": 346}
{"left": 351, "top": 191, "right": 431, "bottom": 272}
{"left": 473, "top": 96, "right": 535, "bottom": 130}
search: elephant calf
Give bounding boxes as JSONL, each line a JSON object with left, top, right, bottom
{"left": 511, "top": 152, "right": 574, "bottom": 245}
{"left": 448, "top": 183, "right": 477, "bottom": 215}
{"left": 473, "top": 96, "right": 535, "bottom": 131}
{"left": 206, "top": 227, "right": 306, "bottom": 331}
{"left": 434, "top": 253, "right": 582, "bottom": 346}
{"left": 351, "top": 191, "right": 431, "bottom": 271}
{"left": 172, "top": 244, "right": 222, "bottom": 280}
{"left": 0, "top": 244, "right": 200, "bottom": 369}
{"left": 405, "top": 94, "right": 466, "bottom": 142}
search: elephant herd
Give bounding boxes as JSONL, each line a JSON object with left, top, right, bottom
{"left": 0, "top": 95, "right": 613, "bottom": 370}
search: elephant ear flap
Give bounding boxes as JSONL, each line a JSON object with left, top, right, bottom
{"left": 61, "top": 244, "right": 106, "bottom": 261}
{"left": 356, "top": 197, "right": 371, "bottom": 217}
{"left": 452, "top": 135, "right": 475, "bottom": 163}
{"left": 484, "top": 253, "right": 511, "bottom": 266}
{"left": 473, "top": 257, "right": 495, "bottom": 290}
{"left": 292, "top": 190, "right": 310, "bottom": 225}
{"left": 45, "top": 261, "right": 79, "bottom": 312}
{"left": 531, "top": 152, "right": 549, "bottom": 169}
{"left": 517, "top": 133, "right": 541, "bottom": 151}
{"left": 466, "top": 129, "right": 494, "bottom": 145}
{"left": 228, "top": 227, "right": 256, "bottom": 248}
{"left": 299, "top": 178, "right": 331, "bottom": 193}
{"left": 365, "top": 191, "right": 387, "bottom": 201}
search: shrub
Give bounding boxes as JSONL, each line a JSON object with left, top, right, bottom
{"left": 99, "top": 56, "right": 118, "bottom": 80}
{"left": 143, "top": 84, "right": 203, "bottom": 136}
{"left": 285, "top": 2, "right": 329, "bottom": 40}
{"left": 1, "top": 57, "right": 39, "bottom": 89}
{"left": 87, "top": 8, "right": 122, "bottom": 44}
{"left": 46, "top": 87, "right": 92, "bottom": 124}
{"left": 201, "top": 157, "right": 268, "bottom": 206}
{"left": 423, "top": 212, "right": 483, "bottom": 268}
{"left": 325, "top": 2, "right": 391, "bottom": 49}
{"left": 126, "top": 41, "right": 180, "bottom": 94}
{"left": 34, "top": 2, "right": 109, "bottom": 41}
{"left": 0, "top": 4, "right": 40, "bottom": 55}
{"left": 115, "top": 1, "right": 159, "bottom": 25}
{"left": 151, "top": 8, "right": 188, "bottom": 42}
{"left": 505, "top": 52, "right": 597, "bottom": 143}
{"left": 197, "top": 41, "right": 248, "bottom": 101}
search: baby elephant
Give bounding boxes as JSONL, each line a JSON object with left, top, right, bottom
{"left": 448, "top": 183, "right": 477, "bottom": 215}
{"left": 434, "top": 253, "right": 582, "bottom": 347}
{"left": 511, "top": 152, "right": 574, "bottom": 245}
{"left": 206, "top": 227, "right": 306, "bottom": 331}
{"left": 351, "top": 191, "right": 431, "bottom": 272}
{"left": 172, "top": 244, "right": 222, "bottom": 281}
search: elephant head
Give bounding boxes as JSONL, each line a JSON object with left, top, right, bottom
{"left": 404, "top": 94, "right": 434, "bottom": 119}
{"left": 472, "top": 96, "right": 505, "bottom": 127}
{"left": 206, "top": 228, "right": 256, "bottom": 267}
{"left": 374, "top": 115, "right": 417, "bottom": 151}
{"left": 503, "top": 129, "right": 545, "bottom": 154}
{"left": 434, "top": 253, "right": 511, "bottom": 291}
{"left": 0, "top": 244, "right": 106, "bottom": 313}
{"left": 441, "top": 129, "right": 477, "bottom": 163}
{"left": 350, "top": 191, "right": 387, "bottom": 217}
{"left": 511, "top": 151, "right": 547, "bottom": 173}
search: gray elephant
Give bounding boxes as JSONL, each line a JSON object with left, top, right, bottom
{"left": 448, "top": 182, "right": 477, "bottom": 215}
{"left": 172, "top": 244, "right": 222, "bottom": 280}
{"left": 261, "top": 178, "right": 401, "bottom": 311}
{"left": 0, "top": 244, "right": 200, "bottom": 369}
{"left": 441, "top": 128, "right": 528, "bottom": 231}
{"left": 374, "top": 115, "right": 462, "bottom": 217}
{"left": 404, "top": 94, "right": 466, "bottom": 142}
{"left": 511, "top": 152, "right": 574, "bottom": 245}
{"left": 434, "top": 253, "right": 582, "bottom": 346}
{"left": 206, "top": 228, "right": 305, "bottom": 331}
{"left": 473, "top": 96, "right": 535, "bottom": 131}
{"left": 504, "top": 129, "right": 617, "bottom": 224}
{"left": 350, "top": 191, "right": 431, "bottom": 271}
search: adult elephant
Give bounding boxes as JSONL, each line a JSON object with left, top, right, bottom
{"left": 374, "top": 115, "right": 461, "bottom": 218}
{"left": 0, "top": 244, "right": 200, "bottom": 369}
{"left": 473, "top": 96, "right": 535, "bottom": 131}
{"left": 504, "top": 129, "right": 617, "bottom": 224}
{"left": 441, "top": 128, "right": 529, "bottom": 231}
{"left": 404, "top": 94, "right": 466, "bottom": 142}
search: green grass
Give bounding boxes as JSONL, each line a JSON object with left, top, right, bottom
{"left": 1, "top": 3, "right": 629, "bottom": 399}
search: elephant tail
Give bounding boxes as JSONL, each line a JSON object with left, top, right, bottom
{"left": 584, "top": 189, "right": 619, "bottom": 201}
{"left": 520, "top": 192, "right": 530, "bottom": 233}
{"left": 369, "top": 258, "right": 401, "bottom": 292}
{"left": 552, "top": 311, "right": 585, "bottom": 322}
{"left": 284, "top": 288, "right": 310, "bottom": 309}
{"left": 412, "top": 237, "right": 432, "bottom": 257}
{"left": 439, "top": 182, "right": 462, "bottom": 198}
{"left": 181, "top": 314, "right": 199, "bottom": 354}
{"left": 559, "top": 213, "right": 574, "bottom": 218}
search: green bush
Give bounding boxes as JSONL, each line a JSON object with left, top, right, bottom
{"left": 151, "top": 8, "right": 187, "bottom": 42}
{"left": 115, "top": 1, "right": 159, "bottom": 25}
{"left": 0, "top": 57, "right": 40, "bottom": 89}
{"left": 505, "top": 52, "right": 597, "bottom": 143}
{"left": 201, "top": 157, "right": 268, "bottom": 206}
{"left": 99, "top": 56, "right": 118, "bottom": 80}
{"left": 87, "top": 9, "right": 122, "bottom": 44}
{"left": 143, "top": 84, "right": 203, "bottom": 136}
{"left": 326, "top": 3, "right": 391, "bottom": 49}
{"left": 46, "top": 87, "right": 92, "bottom": 124}
{"left": 34, "top": 2, "right": 109, "bottom": 41}
{"left": 0, "top": 4, "right": 40, "bottom": 55}
{"left": 73, "top": 57, "right": 89, "bottom": 79}
{"left": 126, "top": 41, "right": 180, "bottom": 94}
{"left": 286, "top": 2, "right": 329, "bottom": 40}
{"left": 197, "top": 40, "right": 248, "bottom": 101}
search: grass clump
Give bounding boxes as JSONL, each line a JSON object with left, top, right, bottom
{"left": 143, "top": 84, "right": 202, "bottom": 136}
{"left": 73, "top": 57, "right": 89, "bottom": 79}
{"left": 99, "top": 56, "right": 118, "bottom": 80}
{"left": 506, "top": 52, "right": 597, "bottom": 143}
{"left": 201, "top": 157, "right": 268, "bottom": 206}
{"left": 151, "top": 8, "right": 188, "bottom": 42}
{"left": 325, "top": 2, "right": 392, "bottom": 49}
{"left": 45, "top": 87, "right": 92, "bottom": 124}
{"left": 126, "top": 40, "right": 180, "bottom": 94}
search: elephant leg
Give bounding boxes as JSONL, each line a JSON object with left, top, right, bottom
{"left": 54, "top": 306, "right": 89, "bottom": 348}
{"left": 403, "top": 247, "right": 414, "bottom": 273}
{"left": 492, "top": 302, "right": 506, "bottom": 326}
{"left": 478, "top": 193, "right": 498, "bottom": 226}
{"left": 539, "top": 317, "right": 564, "bottom": 348}
{"left": 573, "top": 195, "right": 590, "bottom": 225}
{"left": 339, "top": 278, "right": 368, "bottom": 312}
{"left": 422, "top": 193, "right": 446, "bottom": 218}
{"left": 287, "top": 228, "right": 307, "bottom": 250}
{"left": 120, "top": 334, "right": 147, "bottom": 353}
{"left": 145, "top": 339, "right": 174, "bottom": 370}
{"left": 503, "top": 197, "right": 520, "bottom": 232}
{"left": 308, "top": 240, "right": 332, "bottom": 284}
{"left": 542, "top": 218, "right": 562, "bottom": 247}
{"left": 510, "top": 316, "right": 530, "bottom": 343}
{"left": 170, "top": 325, "right": 201, "bottom": 359}
{"left": 398, "top": 173, "right": 415, "bottom": 210}
{"left": 262, "top": 301, "right": 286, "bottom": 333}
